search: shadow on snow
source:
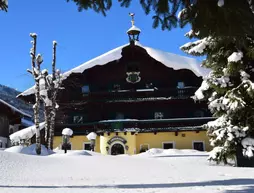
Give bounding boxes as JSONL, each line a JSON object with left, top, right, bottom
{"left": 0, "top": 178, "right": 254, "bottom": 189}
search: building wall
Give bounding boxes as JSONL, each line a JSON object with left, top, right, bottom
{"left": 0, "top": 114, "right": 9, "bottom": 137}
{"left": 54, "top": 135, "right": 100, "bottom": 152}
{"left": 136, "top": 131, "right": 212, "bottom": 153}
{"left": 53, "top": 130, "right": 211, "bottom": 154}
{"left": 99, "top": 132, "right": 136, "bottom": 155}
{"left": 0, "top": 136, "right": 8, "bottom": 148}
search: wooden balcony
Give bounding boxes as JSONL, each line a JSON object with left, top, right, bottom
{"left": 55, "top": 117, "right": 216, "bottom": 135}
{"left": 82, "top": 87, "right": 198, "bottom": 102}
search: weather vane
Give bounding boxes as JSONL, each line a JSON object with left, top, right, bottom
{"left": 129, "top": 13, "right": 135, "bottom": 26}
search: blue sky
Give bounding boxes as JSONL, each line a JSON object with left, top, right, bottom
{"left": 0, "top": 0, "right": 196, "bottom": 92}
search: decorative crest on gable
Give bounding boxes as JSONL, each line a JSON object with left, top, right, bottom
{"left": 126, "top": 72, "right": 141, "bottom": 84}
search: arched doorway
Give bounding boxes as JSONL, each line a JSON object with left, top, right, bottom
{"left": 111, "top": 143, "right": 125, "bottom": 155}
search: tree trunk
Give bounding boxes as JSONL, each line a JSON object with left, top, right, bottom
{"left": 49, "top": 109, "right": 56, "bottom": 150}
{"left": 48, "top": 41, "right": 57, "bottom": 150}
{"left": 30, "top": 33, "right": 41, "bottom": 155}
{"left": 34, "top": 81, "right": 41, "bottom": 155}
{"left": 44, "top": 106, "right": 50, "bottom": 148}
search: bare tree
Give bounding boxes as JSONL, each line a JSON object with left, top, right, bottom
{"left": 38, "top": 41, "right": 61, "bottom": 150}
{"left": 48, "top": 41, "right": 62, "bottom": 150}
{"left": 40, "top": 69, "right": 50, "bottom": 148}
{"left": 28, "top": 33, "right": 42, "bottom": 155}
{"left": 28, "top": 34, "right": 62, "bottom": 153}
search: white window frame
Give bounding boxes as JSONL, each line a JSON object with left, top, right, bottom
{"left": 61, "top": 142, "right": 72, "bottom": 150}
{"left": 192, "top": 141, "right": 205, "bottom": 151}
{"left": 162, "top": 141, "right": 175, "bottom": 149}
{"left": 83, "top": 142, "right": 91, "bottom": 150}
{"left": 140, "top": 144, "right": 150, "bottom": 151}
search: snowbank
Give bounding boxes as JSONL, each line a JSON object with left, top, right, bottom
{"left": 1, "top": 147, "right": 254, "bottom": 193}
{"left": 5, "top": 144, "right": 53, "bottom": 156}
{"left": 10, "top": 122, "right": 45, "bottom": 143}
{"left": 137, "top": 148, "right": 208, "bottom": 157}
{"left": 51, "top": 150, "right": 102, "bottom": 157}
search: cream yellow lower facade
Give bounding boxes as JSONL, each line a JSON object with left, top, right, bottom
{"left": 54, "top": 130, "right": 212, "bottom": 155}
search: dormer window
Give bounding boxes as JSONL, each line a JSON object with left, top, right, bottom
{"left": 177, "top": 81, "right": 185, "bottom": 89}
{"left": 82, "top": 85, "right": 90, "bottom": 94}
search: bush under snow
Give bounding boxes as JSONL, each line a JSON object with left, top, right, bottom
{"left": 5, "top": 144, "right": 54, "bottom": 156}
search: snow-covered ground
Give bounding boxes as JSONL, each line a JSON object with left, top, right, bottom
{"left": 1, "top": 147, "right": 254, "bottom": 193}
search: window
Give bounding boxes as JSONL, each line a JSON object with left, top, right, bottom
{"left": 9, "top": 128, "right": 14, "bottom": 135}
{"left": 73, "top": 116, "right": 83, "bottom": 124}
{"left": 177, "top": 81, "right": 185, "bottom": 89}
{"left": 146, "top": 83, "right": 153, "bottom": 89}
{"left": 154, "top": 112, "right": 164, "bottom": 119}
{"left": 83, "top": 143, "right": 91, "bottom": 150}
{"left": 193, "top": 110, "right": 204, "bottom": 117}
{"left": 61, "top": 143, "right": 72, "bottom": 150}
{"left": 82, "top": 85, "right": 90, "bottom": 94}
{"left": 140, "top": 144, "right": 149, "bottom": 153}
{"left": 116, "top": 112, "right": 124, "bottom": 120}
{"left": 113, "top": 84, "right": 121, "bottom": 91}
{"left": 162, "top": 142, "right": 175, "bottom": 149}
{"left": 193, "top": 141, "right": 205, "bottom": 151}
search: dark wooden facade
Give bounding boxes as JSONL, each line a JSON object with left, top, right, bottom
{"left": 49, "top": 44, "right": 212, "bottom": 135}
{"left": 0, "top": 101, "right": 23, "bottom": 138}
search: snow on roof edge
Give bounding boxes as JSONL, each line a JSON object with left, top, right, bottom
{"left": 18, "top": 42, "right": 209, "bottom": 97}
{"left": 136, "top": 42, "right": 210, "bottom": 77}
{"left": 0, "top": 99, "right": 32, "bottom": 117}
{"left": 10, "top": 122, "right": 45, "bottom": 143}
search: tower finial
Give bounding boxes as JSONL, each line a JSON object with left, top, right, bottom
{"left": 129, "top": 13, "right": 135, "bottom": 26}
{"left": 127, "top": 13, "right": 141, "bottom": 44}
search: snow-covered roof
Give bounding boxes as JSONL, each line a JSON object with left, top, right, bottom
{"left": 9, "top": 122, "right": 45, "bottom": 143}
{"left": 21, "top": 118, "right": 34, "bottom": 127}
{"left": 18, "top": 42, "right": 209, "bottom": 97}
{"left": 0, "top": 99, "right": 32, "bottom": 117}
{"left": 127, "top": 25, "right": 141, "bottom": 33}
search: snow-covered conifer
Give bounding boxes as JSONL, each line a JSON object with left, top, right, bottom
{"left": 179, "top": 1, "right": 254, "bottom": 164}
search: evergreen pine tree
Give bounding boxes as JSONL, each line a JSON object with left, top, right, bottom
{"left": 0, "top": 0, "right": 7, "bottom": 12}
{"left": 180, "top": 0, "right": 254, "bottom": 164}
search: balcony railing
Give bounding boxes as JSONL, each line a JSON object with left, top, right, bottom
{"left": 56, "top": 117, "right": 215, "bottom": 128}
{"left": 82, "top": 87, "right": 198, "bottom": 102}
{"left": 55, "top": 117, "right": 216, "bottom": 135}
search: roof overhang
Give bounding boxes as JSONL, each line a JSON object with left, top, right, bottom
{"left": 18, "top": 42, "right": 210, "bottom": 98}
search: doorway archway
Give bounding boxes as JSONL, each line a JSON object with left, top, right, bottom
{"left": 110, "top": 143, "right": 125, "bottom": 155}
